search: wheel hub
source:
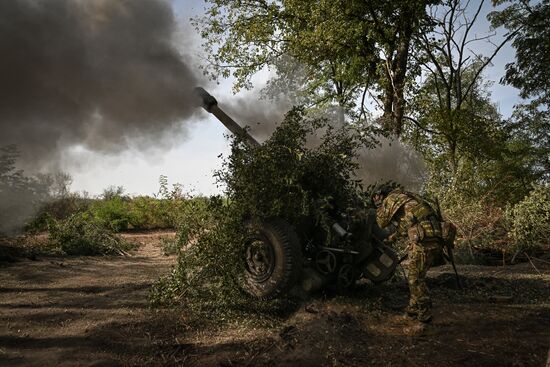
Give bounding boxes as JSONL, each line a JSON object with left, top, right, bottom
{"left": 315, "top": 250, "right": 337, "bottom": 274}
{"left": 245, "top": 238, "right": 275, "bottom": 282}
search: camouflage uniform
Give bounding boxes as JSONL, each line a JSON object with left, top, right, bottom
{"left": 376, "top": 189, "right": 444, "bottom": 322}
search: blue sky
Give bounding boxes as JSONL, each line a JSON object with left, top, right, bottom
{"left": 69, "top": 0, "right": 522, "bottom": 197}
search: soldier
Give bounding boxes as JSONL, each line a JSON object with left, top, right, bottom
{"left": 372, "top": 186, "right": 447, "bottom": 323}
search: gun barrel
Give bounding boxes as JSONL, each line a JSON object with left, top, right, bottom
{"left": 195, "top": 87, "right": 261, "bottom": 148}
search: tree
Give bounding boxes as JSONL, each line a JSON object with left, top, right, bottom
{"left": 489, "top": 0, "right": 550, "bottom": 185}
{"left": 0, "top": 146, "right": 52, "bottom": 234}
{"left": 490, "top": 0, "right": 550, "bottom": 106}
{"left": 404, "top": 0, "right": 517, "bottom": 171}
{"left": 408, "top": 69, "right": 542, "bottom": 206}
{"left": 193, "top": 0, "right": 436, "bottom": 133}
{"left": 506, "top": 104, "right": 550, "bottom": 184}
{"left": 408, "top": 70, "right": 507, "bottom": 192}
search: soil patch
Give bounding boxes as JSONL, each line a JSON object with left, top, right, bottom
{"left": 0, "top": 233, "right": 548, "bottom": 366}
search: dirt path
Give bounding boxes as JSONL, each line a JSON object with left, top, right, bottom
{"left": 0, "top": 232, "right": 178, "bottom": 366}
{"left": 1, "top": 234, "right": 549, "bottom": 367}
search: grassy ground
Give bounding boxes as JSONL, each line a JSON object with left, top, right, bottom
{"left": 0, "top": 233, "right": 548, "bottom": 366}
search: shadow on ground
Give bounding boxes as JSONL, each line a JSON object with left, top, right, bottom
{"left": 0, "top": 236, "right": 548, "bottom": 367}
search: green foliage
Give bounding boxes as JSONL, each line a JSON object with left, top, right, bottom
{"left": 194, "top": 0, "right": 435, "bottom": 130}
{"left": 160, "top": 237, "right": 179, "bottom": 256}
{"left": 220, "top": 108, "right": 367, "bottom": 224}
{"left": 90, "top": 177, "right": 189, "bottom": 231}
{"left": 87, "top": 194, "right": 189, "bottom": 232}
{"left": 26, "top": 194, "right": 92, "bottom": 233}
{"left": 149, "top": 196, "right": 246, "bottom": 312}
{"left": 506, "top": 185, "right": 550, "bottom": 252}
{"left": 407, "top": 67, "right": 540, "bottom": 205}
{"left": 27, "top": 176, "right": 193, "bottom": 233}
{"left": 401, "top": 0, "right": 546, "bottom": 208}
{"left": 506, "top": 104, "right": 550, "bottom": 184}
{"left": 490, "top": 0, "right": 550, "bottom": 106}
{"left": 150, "top": 108, "right": 366, "bottom": 323}
{"left": 48, "top": 212, "right": 134, "bottom": 256}
{"left": 90, "top": 195, "right": 131, "bottom": 232}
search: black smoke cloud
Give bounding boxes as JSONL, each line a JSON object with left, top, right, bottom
{"left": 0, "top": 0, "right": 198, "bottom": 170}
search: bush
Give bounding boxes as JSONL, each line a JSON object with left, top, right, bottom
{"left": 423, "top": 179, "right": 511, "bottom": 264}
{"left": 89, "top": 196, "right": 132, "bottom": 232}
{"left": 445, "top": 194, "right": 507, "bottom": 252}
{"left": 428, "top": 183, "right": 550, "bottom": 263}
{"left": 149, "top": 196, "right": 241, "bottom": 307}
{"left": 27, "top": 194, "right": 92, "bottom": 233}
{"left": 127, "top": 195, "right": 186, "bottom": 230}
{"left": 149, "top": 195, "right": 299, "bottom": 325}
{"left": 48, "top": 212, "right": 134, "bottom": 255}
{"left": 25, "top": 175, "right": 201, "bottom": 233}
{"left": 150, "top": 108, "right": 370, "bottom": 323}
{"left": 506, "top": 185, "right": 550, "bottom": 253}
{"left": 160, "top": 237, "right": 179, "bottom": 256}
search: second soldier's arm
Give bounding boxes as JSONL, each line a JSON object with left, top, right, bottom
{"left": 372, "top": 221, "right": 397, "bottom": 242}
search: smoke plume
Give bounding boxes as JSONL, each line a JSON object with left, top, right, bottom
{"left": 218, "top": 86, "right": 426, "bottom": 190}
{"left": 356, "top": 137, "right": 426, "bottom": 191}
{"left": 0, "top": 0, "right": 198, "bottom": 171}
{"left": 221, "top": 95, "right": 291, "bottom": 143}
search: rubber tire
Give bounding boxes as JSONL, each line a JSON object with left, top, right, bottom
{"left": 242, "top": 218, "right": 302, "bottom": 300}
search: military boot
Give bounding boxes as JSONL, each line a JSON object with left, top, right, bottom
{"left": 416, "top": 308, "right": 433, "bottom": 323}
{"left": 404, "top": 304, "right": 418, "bottom": 318}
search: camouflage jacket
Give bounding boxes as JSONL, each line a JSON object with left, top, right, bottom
{"left": 376, "top": 190, "right": 442, "bottom": 243}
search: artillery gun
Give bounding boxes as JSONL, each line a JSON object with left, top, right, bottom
{"left": 195, "top": 87, "right": 398, "bottom": 299}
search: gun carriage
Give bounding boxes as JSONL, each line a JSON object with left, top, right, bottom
{"left": 196, "top": 87, "right": 398, "bottom": 299}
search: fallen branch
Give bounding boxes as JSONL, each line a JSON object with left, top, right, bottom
{"left": 524, "top": 252, "right": 542, "bottom": 276}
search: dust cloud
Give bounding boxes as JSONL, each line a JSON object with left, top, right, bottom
{"left": 0, "top": 0, "right": 199, "bottom": 171}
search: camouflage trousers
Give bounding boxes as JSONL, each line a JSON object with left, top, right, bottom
{"left": 402, "top": 240, "right": 442, "bottom": 318}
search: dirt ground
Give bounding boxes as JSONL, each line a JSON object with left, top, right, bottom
{"left": 1, "top": 232, "right": 549, "bottom": 367}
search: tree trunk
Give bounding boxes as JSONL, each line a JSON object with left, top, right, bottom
{"left": 392, "top": 25, "right": 413, "bottom": 136}
{"left": 380, "top": 21, "right": 413, "bottom": 136}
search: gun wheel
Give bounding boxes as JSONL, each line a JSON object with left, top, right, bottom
{"left": 241, "top": 218, "right": 302, "bottom": 300}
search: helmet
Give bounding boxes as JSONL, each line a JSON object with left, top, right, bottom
{"left": 371, "top": 184, "right": 394, "bottom": 207}
{"left": 373, "top": 184, "right": 394, "bottom": 197}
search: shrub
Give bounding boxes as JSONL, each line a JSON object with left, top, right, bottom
{"left": 48, "top": 212, "right": 134, "bottom": 255}
{"left": 126, "top": 196, "right": 162, "bottom": 229}
{"left": 149, "top": 195, "right": 299, "bottom": 324}
{"left": 27, "top": 194, "right": 92, "bottom": 233}
{"left": 445, "top": 195, "right": 507, "bottom": 252}
{"left": 160, "top": 237, "right": 179, "bottom": 256}
{"left": 149, "top": 196, "right": 241, "bottom": 308}
{"left": 424, "top": 179, "right": 512, "bottom": 264}
{"left": 428, "top": 183, "right": 550, "bottom": 263}
{"left": 89, "top": 196, "right": 132, "bottom": 232}
{"left": 150, "top": 108, "right": 371, "bottom": 323}
{"left": 506, "top": 184, "right": 550, "bottom": 253}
